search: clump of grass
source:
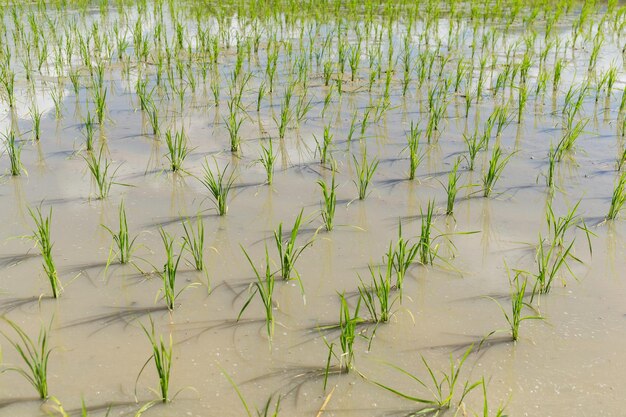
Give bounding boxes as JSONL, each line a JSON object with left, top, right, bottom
{"left": 103, "top": 200, "right": 137, "bottom": 265}
{"left": 200, "top": 158, "right": 236, "bottom": 216}
{"left": 164, "top": 128, "right": 191, "bottom": 172}
{"left": 607, "top": 171, "right": 626, "bottom": 220}
{"left": 489, "top": 272, "right": 541, "bottom": 341}
{"left": 352, "top": 148, "right": 379, "bottom": 200}
{"left": 158, "top": 228, "right": 187, "bottom": 311}
{"left": 29, "top": 207, "right": 61, "bottom": 298}
{"left": 239, "top": 246, "right": 275, "bottom": 341}
{"left": 482, "top": 146, "right": 513, "bottom": 198}
{"left": 318, "top": 170, "right": 337, "bottom": 232}
{"left": 137, "top": 318, "right": 172, "bottom": 403}
{"left": 0, "top": 317, "right": 53, "bottom": 399}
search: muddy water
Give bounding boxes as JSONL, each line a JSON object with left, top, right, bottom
{"left": 1, "top": 2, "right": 626, "bottom": 417}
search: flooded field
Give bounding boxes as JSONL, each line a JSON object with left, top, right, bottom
{"left": 1, "top": 0, "right": 626, "bottom": 416}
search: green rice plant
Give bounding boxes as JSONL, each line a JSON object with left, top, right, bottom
{"left": 318, "top": 170, "right": 337, "bottom": 232}
{"left": 93, "top": 85, "right": 107, "bottom": 125}
{"left": 29, "top": 105, "right": 42, "bottom": 142}
{"left": 482, "top": 146, "right": 513, "bottom": 198}
{"left": 314, "top": 124, "right": 333, "bottom": 165}
{"left": 418, "top": 200, "right": 437, "bottom": 265}
{"left": 258, "top": 139, "right": 277, "bottom": 185}
{"left": 323, "top": 61, "right": 333, "bottom": 86}
{"left": 391, "top": 222, "right": 419, "bottom": 291}
{"left": 158, "top": 228, "right": 187, "bottom": 311}
{"left": 0, "top": 69, "right": 15, "bottom": 108}
{"left": 607, "top": 171, "right": 626, "bottom": 220}
{"left": 164, "top": 128, "right": 190, "bottom": 172}
{"left": 489, "top": 272, "right": 541, "bottom": 341}
{"left": 617, "top": 145, "right": 626, "bottom": 171}
{"left": 463, "top": 128, "right": 486, "bottom": 171}
{"left": 222, "top": 369, "right": 282, "bottom": 417}
{"left": 103, "top": 200, "right": 137, "bottom": 265}
{"left": 552, "top": 58, "right": 564, "bottom": 92}
{"left": 274, "top": 209, "right": 312, "bottom": 285}
{"left": 295, "top": 93, "right": 312, "bottom": 124}
{"left": 146, "top": 102, "right": 161, "bottom": 137}
{"left": 337, "top": 292, "right": 362, "bottom": 372}
{"left": 358, "top": 260, "right": 396, "bottom": 324}
{"left": 442, "top": 157, "right": 462, "bottom": 215}
{"left": 3, "top": 129, "right": 24, "bottom": 176}
{"left": 347, "top": 110, "right": 359, "bottom": 143}
{"left": 137, "top": 318, "right": 172, "bottom": 403}
{"left": 619, "top": 87, "right": 626, "bottom": 114}
{"left": 239, "top": 246, "right": 275, "bottom": 341}
{"left": 533, "top": 234, "right": 576, "bottom": 295}
{"left": 200, "top": 158, "right": 236, "bottom": 216}
{"left": 517, "top": 84, "right": 529, "bottom": 124}
{"left": 478, "top": 378, "right": 508, "bottom": 417}
{"left": 29, "top": 207, "right": 61, "bottom": 298}
{"left": 181, "top": 216, "right": 205, "bottom": 272}
{"left": 555, "top": 118, "right": 588, "bottom": 160}
{"left": 352, "top": 148, "right": 379, "bottom": 200}
{"left": 372, "top": 346, "right": 480, "bottom": 415}
{"left": 406, "top": 121, "right": 424, "bottom": 180}
{"left": 256, "top": 81, "right": 266, "bottom": 112}
{"left": 83, "top": 111, "right": 95, "bottom": 152}
{"left": 274, "top": 85, "right": 293, "bottom": 140}
{"left": 84, "top": 148, "right": 121, "bottom": 200}
{"left": 321, "top": 85, "right": 334, "bottom": 118}
{"left": 0, "top": 317, "right": 53, "bottom": 399}
{"left": 546, "top": 145, "right": 557, "bottom": 189}
{"left": 224, "top": 99, "right": 244, "bottom": 152}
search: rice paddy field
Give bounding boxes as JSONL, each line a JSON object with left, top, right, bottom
{"left": 2, "top": 0, "right": 626, "bottom": 415}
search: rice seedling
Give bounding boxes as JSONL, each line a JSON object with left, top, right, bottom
{"left": 391, "top": 222, "right": 419, "bottom": 291}
{"left": 158, "top": 228, "right": 187, "bottom": 311}
{"left": 607, "top": 171, "right": 626, "bottom": 220}
{"left": 29, "top": 207, "right": 61, "bottom": 298}
{"left": 463, "top": 128, "right": 486, "bottom": 171}
{"left": 224, "top": 99, "right": 244, "bottom": 152}
{"left": 199, "top": 158, "right": 236, "bottom": 216}
{"left": 103, "top": 200, "right": 137, "bottom": 265}
{"left": 274, "top": 209, "right": 312, "bottom": 286}
{"left": 318, "top": 170, "right": 337, "bottom": 232}
{"left": 239, "top": 246, "right": 276, "bottom": 341}
{"left": 442, "top": 157, "right": 462, "bottom": 216}
{"left": 83, "top": 111, "right": 96, "bottom": 152}
{"left": 488, "top": 272, "right": 541, "bottom": 342}
{"left": 372, "top": 346, "right": 480, "bottom": 415}
{"left": 0, "top": 317, "right": 53, "bottom": 399}
{"left": 533, "top": 233, "right": 576, "bottom": 295}
{"left": 84, "top": 148, "right": 122, "bottom": 200}
{"left": 555, "top": 118, "right": 588, "bottom": 160}
{"left": 222, "top": 369, "right": 282, "bottom": 417}
{"left": 482, "top": 146, "right": 513, "bottom": 198}
{"left": 137, "top": 318, "right": 173, "bottom": 403}
{"left": 417, "top": 200, "right": 437, "bottom": 265}
{"left": 406, "top": 121, "right": 424, "bottom": 180}
{"left": 274, "top": 86, "right": 293, "bottom": 140}
{"left": 337, "top": 293, "right": 362, "bottom": 372}
{"left": 182, "top": 216, "right": 205, "bottom": 272}
{"left": 314, "top": 124, "right": 333, "bottom": 165}
{"left": 358, "top": 260, "right": 396, "bottom": 324}
{"left": 352, "top": 148, "right": 379, "bottom": 200}
{"left": 164, "top": 128, "right": 191, "bottom": 172}
{"left": 29, "top": 105, "right": 42, "bottom": 142}
{"left": 258, "top": 139, "right": 277, "bottom": 185}
{"left": 3, "top": 129, "right": 24, "bottom": 176}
